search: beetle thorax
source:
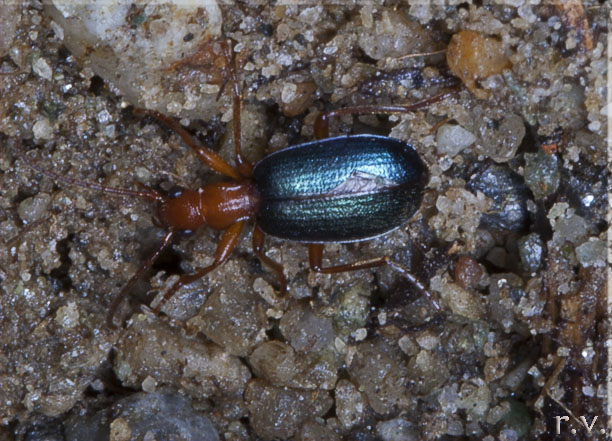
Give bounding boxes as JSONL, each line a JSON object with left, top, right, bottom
{"left": 159, "top": 180, "right": 261, "bottom": 232}
{"left": 158, "top": 189, "right": 207, "bottom": 231}
{"left": 199, "top": 180, "right": 260, "bottom": 230}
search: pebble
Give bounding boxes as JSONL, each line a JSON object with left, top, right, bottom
{"left": 280, "top": 303, "right": 334, "bottom": 352}
{"left": 245, "top": 379, "right": 333, "bottom": 440}
{"left": 457, "top": 382, "right": 491, "bottom": 418}
{"left": 18, "top": 193, "right": 51, "bottom": 223}
{"left": 65, "top": 392, "right": 219, "bottom": 441}
{"left": 114, "top": 393, "right": 219, "bottom": 441}
{"left": 446, "top": 30, "right": 512, "bottom": 99}
{"left": 44, "top": 1, "right": 224, "bottom": 119}
{"left": 249, "top": 340, "right": 298, "bottom": 385}
{"left": 32, "top": 56, "right": 53, "bottom": 80}
{"left": 475, "top": 114, "right": 525, "bottom": 163}
{"left": 468, "top": 165, "right": 531, "bottom": 232}
{"left": 336, "top": 281, "right": 371, "bottom": 334}
{"left": 335, "top": 379, "right": 365, "bottom": 429}
{"left": 524, "top": 151, "right": 560, "bottom": 200}
{"left": 377, "top": 417, "right": 418, "bottom": 441}
{"left": 575, "top": 238, "right": 605, "bottom": 268}
{"left": 436, "top": 124, "right": 476, "bottom": 157}
{"left": 297, "top": 420, "right": 341, "bottom": 441}
{"left": 190, "top": 281, "right": 268, "bottom": 357}
{"left": 0, "top": 2, "right": 18, "bottom": 57}
{"left": 454, "top": 255, "right": 485, "bottom": 289}
{"left": 347, "top": 339, "right": 409, "bottom": 414}
{"left": 33, "top": 118, "right": 55, "bottom": 141}
{"left": 517, "top": 233, "right": 544, "bottom": 272}
{"left": 549, "top": 205, "right": 589, "bottom": 246}
{"left": 54, "top": 302, "right": 79, "bottom": 329}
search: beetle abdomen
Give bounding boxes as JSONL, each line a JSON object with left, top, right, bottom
{"left": 253, "top": 134, "right": 427, "bottom": 243}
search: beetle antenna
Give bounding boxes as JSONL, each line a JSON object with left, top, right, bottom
{"left": 14, "top": 139, "right": 165, "bottom": 202}
{"left": 396, "top": 48, "right": 446, "bottom": 60}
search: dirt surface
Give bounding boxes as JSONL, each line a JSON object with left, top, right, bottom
{"left": 0, "top": 2, "right": 608, "bottom": 440}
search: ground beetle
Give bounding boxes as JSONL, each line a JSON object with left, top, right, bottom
{"left": 17, "top": 41, "right": 451, "bottom": 327}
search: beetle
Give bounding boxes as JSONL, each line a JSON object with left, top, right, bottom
{"left": 16, "top": 41, "right": 451, "bottom": 327}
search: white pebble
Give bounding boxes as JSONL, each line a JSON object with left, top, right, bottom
{"left": 281, "top": 82, "right": 298, "bottom": 104}
{"left": 32, "top": 56, "right": 52, "bottom": 80}
{"left": 55, "top": 302, "right": 79, "bottom": 329}
{"left": 575, "top": 238, "right": 605, "bottom": 268}
{"left": 141, "top": 376, "right": 157, "bottom": 393}
{"left": 436, "top": 124, "right": 476, "bottom": 157}
{"left": 587, "top": 120, "right": 601, "bottom": 132}
{"left": 33, "top": 118, "right": 54, "bottom": 140}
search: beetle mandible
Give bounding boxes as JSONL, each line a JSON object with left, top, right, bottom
{"left": 17, "top": 40, "right": 452, "bottom": 327}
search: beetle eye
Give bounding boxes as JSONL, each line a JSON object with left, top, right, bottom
{"left": 179, "top": 229, "right": 195, "bottom": 238}
{"left": 168, "top": 186, "right": 184, "bottom": 199}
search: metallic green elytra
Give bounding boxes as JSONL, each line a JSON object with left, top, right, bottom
{"left": 253, "top": 134, "right": 428, "bottom": 243}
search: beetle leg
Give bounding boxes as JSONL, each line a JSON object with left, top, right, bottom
{"left": 252, "top": 225, "right": 287, "bottom": 295}
{"left": 107, "top": 229, "right": 176, "bottom": 329}
{"left": 308, "top": 243, "right": 389, "bottom": 273}
{"left": 314, "top": 89, "right": 457, "bottom": 139}
{"left": 152, "top": 221, "right": 245, "bottom": 315}
{"left": 220, "top": 39, "right": 254, "bottom": 178}
{"left": 308, "top": 243, "right": 441, "bottom": 312}
{"left": 134, "top": 108, "right": 242, "bottom": 180}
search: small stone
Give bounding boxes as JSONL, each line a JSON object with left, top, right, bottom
{"left": 398, "top": 335, "right": 418, "bottom": 356}
{"left": 18, "top": 193, "right": 51, "bottom": 223}
{"left": 245, "top": 380, "right": 332, "bottom": 440}
{"left": 0, "top": 3, "right": 18, "bottom": 57}
{"left": 486, "top": 247, "right": 507, "bottom": 269}
{"left": 334, "top": 337, "right": 347, "bottom": 354}
{"left": 524, "top": 151, "right": 560, "bottom": 200}
{"left": 500, "top": 400, "right": 532, "bottom": 439}
{"left": 352, "top": 328, "right": 367, "bottom": 341}
{"left": 249, "top": 341, "right": 298, "bottom": 385}
{"left": 517, "top": 233, "right": 544, "bottom": 272}
{"left": 191, "top": 274, "right": 268, "bottom": 356}
{"left": 280, "top": 81, "right": 316, "bottom": 117}
{"left": 588, "top": 120, "right": 601, "bottom": 132}
{"left": 487, "top": 273, "right": 524, "bottom": 332}
{"left": 575, "top": 238, "right": 605, "bottom": 268}
{"left": 475, "top": 113, "right": 525, "bottom": 163}
{"left": 454, "top": 255, "right": 485, "bottom": 289}
{"left": 335, "top": 281, "right": 371, "bottom": 335}
{"left": 335, "top": 379, "right": 365, "bottom": 430}
{"left": 110, "top": 393, "right": 219, "bottom": 441}
{"left": 457, "top": 381, "right": 491, "bottom": 418}
{"left": 281, "top": 82, "right": 298, "bottom": 103}
{"left": 429, "top": 188, "right": 490, "bottom": 242}
{"left": 297, "top": 420, "right": 341, "bottom": 441}
{"left": 550, "top": 206, "right": 589, "bottom": 246}
{"left": 141, "top": 376, "right": 157, "bottom": 393}
{"left": 415, "top": 334, "right": 439, "bottom": 351}
{"left": 114, "top": 318, "right": 250, "bottom": 397}
{"left": 33, "top": 118, "right": 55, "bottom": 141}
{"left": 430, "top": 275, "right": 485, "bottom": 321}
{"left": 110, "top": 417, "right": 131, "bottom": 441}
{"left": 54, "top": 302, "right": 79, "bottom": 329}
{"left": 96, "top": 109, "right": 112, "bottom": 124}
{"left": 32, "top": 56, "right": 53, "bottom": 80}
{"left": 280, "top": 303, "right": 334, "bottom": 352}
{"left": 407, "top": 350, "right": 451, "bottom": 395}
{"left": 347, "top": 339, "right": 409, "bottom": 414}
{"left": 446, "top": 30, "right": 512, "bottom": 99}
{"left": 358, "top": 8, "right": 434, "bottom": 60}
{"left": 377, "top": 418, "right": 418, "bottom": 441}
{"left": 467, "top": 165, "right": 531, "bottom": 232}
{"left": 436, "top": 124, "right": 476, "bottom": 157}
